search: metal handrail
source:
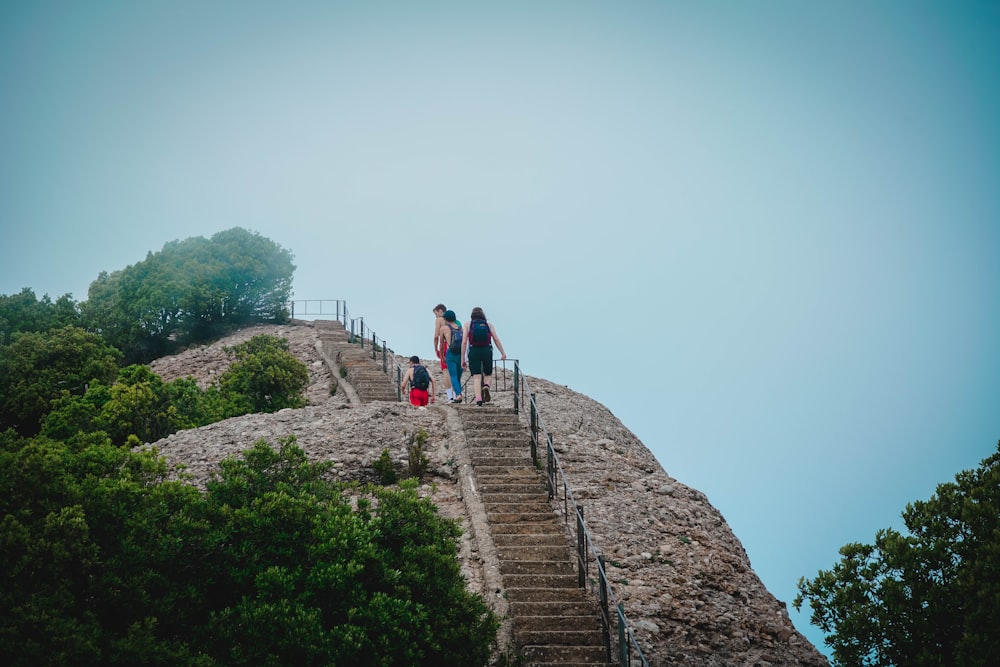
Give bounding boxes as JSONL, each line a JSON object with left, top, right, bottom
{"left": 291, "top": 301, "right": 648, "bottom": 664}
{"left": 516, "top": 361, "right": 650, "bottom": 667}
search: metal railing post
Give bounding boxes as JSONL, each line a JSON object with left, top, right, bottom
{"left": 547, "top": 433, "right": 555, "bottom": 500}
{"left": 577, "top": 506, "right": 586, "bottom": 589}
{"left": 599, "top": 555, "right": 612, "bottom": 663}
{"left": 618, "top": 603, "right": 630, "bottom": 666}
{"left": 513, "top": 361, "right": 520, "bottom": 415}
{"left": 529, "top": 393, "right": 538, "bottom": 465}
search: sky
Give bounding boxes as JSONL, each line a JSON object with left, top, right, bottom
{"left": 2, "top": 1, "right": 998, "bottom": 658}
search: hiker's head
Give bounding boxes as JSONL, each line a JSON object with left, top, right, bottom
{"left": 443, "top": 310, "right": 456, "bottom": 323}
{"left": 409, "top": 355, "right": 420, "bottom": 365}
{"left": 470, "top": 307, "right": 485, "bottom": 320}
{"left": 433, "top": 303, "right": 446, "bottom": 315}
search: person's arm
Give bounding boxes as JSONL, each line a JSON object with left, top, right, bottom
{"left": 461, "top": 322, "right": 470, "bottom": 368}
{"left": 433, "top": 317, "right": 443, "bottom": 356}
{"left": 400, "top": 368, "right": 412, "bottom": 392}
{"left": 429, "top": 375, "right": 436, "bottom": 403}
{"left": 489, "top": 323, "right": 506, "bottom": 360}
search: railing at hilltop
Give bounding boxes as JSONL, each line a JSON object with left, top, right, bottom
{"left": 289, "top": 299, "right": 349, "bottom": 322}
{"left": 290, "top": 299, "right": 396, "bottom": 384}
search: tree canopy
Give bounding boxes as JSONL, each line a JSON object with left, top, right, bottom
{"left": 0, "top": 435, "right": 499, "bottom": 666}
{"left": 0, "top": 288, "right": 80, "bottom": 345}
{"left": 38, "top": 334, "right": 307, "bottom": 446}
{"left": 0, "top": 326, "right": 121, "bottom": 436}
{"left": 795, "top": 442, "right": 1000, "bottom": 667}
{"left": 80, "top": 228, "right": 295, "bottom": 364}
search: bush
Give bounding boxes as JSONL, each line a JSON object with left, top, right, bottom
{"left": 0, "top": 435, "right": 498, "bottom": 666}
{"left": 219, "top": 334, "right": 308, "bottom": 415}
{"left": 374, "top": 448, "right": 398, "bottom": 485}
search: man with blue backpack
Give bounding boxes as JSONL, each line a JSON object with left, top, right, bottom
{"left": 441, "top": 310, "right": 465, "bottom": 403}
{"left": 461, "top": 306, "right": 507, "bottom": 407}
{"left": 401, "top": 355, "right": 435, "bottom": 407}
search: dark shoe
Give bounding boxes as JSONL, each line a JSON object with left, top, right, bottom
{"left": 482, "top": 385, "right": 491, "bottom": 403}
{"left": 451, "top": 397, "right": 463, "bottom": 404}
{"left": 476, "top": 400, "right": 483, "bottom": 407}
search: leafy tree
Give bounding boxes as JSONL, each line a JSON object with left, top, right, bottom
{"left": 218, "top": 334, "right": 308, "bottom": 414}
{"left": 795, "top": 442, "right": 1000, "bottom": 667}
{"left": 0, "top": 435, "right": 498, "bottom": 666}
{"left": 0, "top": 326, "right": 121, "bottom": 436}
{"left": 39, "top": 334, "right": 304, "bottom": 446}
{"left": 80, "top": 228, "right": 295, "bottom": 364}
{"left": 0, "top": 288, "right": 80, "bottom": 344}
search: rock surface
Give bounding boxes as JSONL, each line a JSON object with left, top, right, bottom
{"left": 146, "top": 321, "right": 828, "bottom": 666}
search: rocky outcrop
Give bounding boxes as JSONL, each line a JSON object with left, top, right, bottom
{"left": 146, "top": 320, "right": 828, "bottom": 666}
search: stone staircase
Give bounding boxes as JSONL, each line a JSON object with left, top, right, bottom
{"left": 459, "top": 406, "right": 609, "bottom": 667}
{"left": 313, "top": 318, "right": 609, "bottom": 665}
{"left": 315, "top": 319, "right": 398, "bottom": 402}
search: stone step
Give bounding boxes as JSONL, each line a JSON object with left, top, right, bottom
{"left": 479, "top": 486, "right": 547, "bottom": 497}
{"left": 493, "top": 533, "right": 568, "bottom": 547}
{"left": 479, "top": 489, "right": 547, "bottom": 500}
{"left": 483, "top": 502, "right": 554, "bottom": 514}
{"left": 498, "top": 546, "right": 578, "bottom": 562}
{"left": 488, "top": 512, "right": 559, "bottom": 524}
{"left": 500, "top": 559, "right": 574, "bottom": 576}
{"left": 476, "top": 476, "right": 544, "bottom": 488}
{"left": 466, "top": 441, "right": 530, "bottom": 451}
{"left": 505, "top": 587, "right": 592, "bottom": 604}
{"left": 509, "top": 600, "right": 599, "bottom": 618}
{"left": 501, "top": 573, "right": 580, "bottom": 591}
{"left": 474, "top": 466, "right": 543, "bottom": 478}
{"left": 490, "top": 522, "right": 565, "bottom": 536}
{"left": 472, "top": 456, "right": 536, "bottom": 467}
{"left": 521, "top": 644, "right": 609, "bottom": 666}
{"left": 462, "top": 418, "right": 530, "bottom": 428}
{"left": 515, "top": 627, "right": 603, "bottom": 647}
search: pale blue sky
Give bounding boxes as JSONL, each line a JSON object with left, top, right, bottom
{"left": 3, "top": 1, "right": 998, "bottom": 657}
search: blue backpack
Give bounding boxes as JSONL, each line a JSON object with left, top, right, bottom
{"left": 448, "top": 323, "right": 463, "bottom": 352}
{"left": 470, "top": 319, "right": 491, "bottom": 347}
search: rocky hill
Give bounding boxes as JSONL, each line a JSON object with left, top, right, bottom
{"left": 147, "top": 321, "right": 828, "bottom": 667}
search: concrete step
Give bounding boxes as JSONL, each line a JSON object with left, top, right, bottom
{"left": 488, "top": 512, "right": 559, "bottom": 524}
{"left": 498, "top": 546, "right": 579, "bottom": 562}
{"left": 479, "top": 488, "right": 547, "bottom": 500}
{"left": 493, "top": 533, "right": 568, "bottom": 547}
{"left": 516, "top": 628, "right": 603, "bottom": 647}
{"left": 491, "top": 522, "right": 565, "bottom": 536}
{"left": 472, "top": 456, "right": 536, "bottom": 467}
{"left": 478, "top": 484, "right": 546, "bottom": 495}
{"left": 505, "top": 587, "right": 592, "bottom": 604}
{"left": 465, "top": 437, "right": 530, "bottom": 448}
{"left": 501, "top": 574, "right": 579, "bottom": 590}
{"left": 474, "top": 466, "right": 543, "bottom": 479}
{"left": 522, "top": 644, "right": 609, "bottom": 666}
{"left": 509, "top": 600, "right": 599, "bottom": 618}
{"left": 500, "top": 559, "right": 574, "bottom": 576}
{"left": 483, "top": 502, "right": 555, "bottom": 514}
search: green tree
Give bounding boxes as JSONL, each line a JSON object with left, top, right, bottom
{"left": 0, "top": 434, "right": 498, "bottom": 666}
{"left": 218, "top": 334, "right": 309, "bottom": 415}
{"left": 0, "top": 288, "right": 80, "bottom": 344}
{"left": 0, "top": 326, "right": 121, "bottom": 436}
{"left": 80, "top": 228, "right": 295, "bottom": 364}
{"left": 795, "top": 442, "right": 1000, "bottom": 667}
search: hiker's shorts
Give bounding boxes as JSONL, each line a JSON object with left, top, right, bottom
{"left": 467, "top": 346, "right": 493, "bottom": 376}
